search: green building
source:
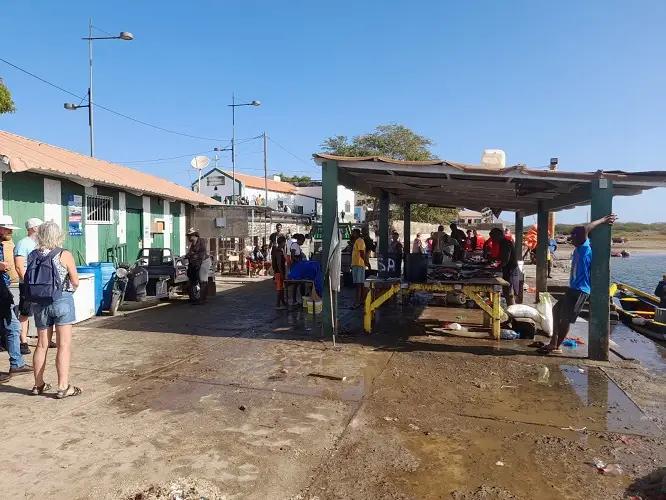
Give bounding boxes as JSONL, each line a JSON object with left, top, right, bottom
{"left": 0, "top": 130, "right": 217, "bottom": 264}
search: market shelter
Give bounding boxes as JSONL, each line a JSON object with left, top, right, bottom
{"left": 313, "top": 154, "right": 666, "bottom": 361}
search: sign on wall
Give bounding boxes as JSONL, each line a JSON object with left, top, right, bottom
{"left": 68, "top": 195, "right": 83, "bottom": 236}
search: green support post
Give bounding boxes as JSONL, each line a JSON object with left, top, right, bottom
{"left": 589, "top": 179, "right": 613, "bottom": 361}
{"left": 536, "top": 203, "right": 549, "bottom": 301}
{"left": 514, "top": 211, "right": 524, "bottom": 256}
{"left": 379, "top": 190, "right": 389, "bottom": 256}
{"left": 403, "top": 203, "right": 411, "bottom": 278}
{"left": 321, "top": 161, "right": 338, "bottom": 339}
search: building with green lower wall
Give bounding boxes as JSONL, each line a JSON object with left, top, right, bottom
{"left": 0, "top": 130, "right": 219, "bottom": 265}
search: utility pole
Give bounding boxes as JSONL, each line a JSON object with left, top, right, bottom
{"left": 263, "top": 132, "right": 269, "bottom": 244}
{"left": 263, "top": 132, "right": 269, "bottom": 206}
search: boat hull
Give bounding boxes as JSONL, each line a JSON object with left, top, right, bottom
{"left": 612, "top": 283, "right": 666, "bottom": 342}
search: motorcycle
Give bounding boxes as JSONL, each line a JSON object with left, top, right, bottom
{"left": 109, "top": 263, "right": 149, "bottom": 316}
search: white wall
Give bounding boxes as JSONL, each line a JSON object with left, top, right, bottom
{"left": 245, "top": 187, "right": 296, "bottom": 211}
{"left": 194, "top": 171, "right": 241, "bottom": 200}
{"left": 43, "top": 178, "right": 61, "bottom": 224}
{"left": 84, "top": 186, "right": 99, "bottom": 263}
{"left": 295, "top": 185, "right": 356, "bottom": 220}
{"left": 295, "top": 194, "right": 317, "bottom": 215}
{"left": 179, "top": 202, "right": 186, "bottom": 255}
{"left": 142, "top": 196, "right": 152, "bottom": 248}
{"left": 117, "top": 191, "right": 127, "bottom": 244}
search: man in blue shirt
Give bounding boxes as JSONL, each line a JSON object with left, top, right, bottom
{"left": 0, "top": 215, "right": 31, "bottom": 382}
{"left": 14, "top": 218, "right": 47, "bottom": 355}
{"left": 540, "top": 214, "right": 616, "bottom": 354}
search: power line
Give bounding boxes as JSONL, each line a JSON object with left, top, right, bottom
{"left": 0, "top": 57, "right": 227, "bottom": 142}
{"left": 113, "top": 150, "right": 214, "bottom": 164}
{"left": 266, "top": 136, "right": 319, "bottom": 172}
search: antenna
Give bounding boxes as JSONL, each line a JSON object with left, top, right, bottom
{"left": 191, "top": 155, "right": 210, "bottom": 193}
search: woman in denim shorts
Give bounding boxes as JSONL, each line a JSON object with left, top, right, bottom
{"left": 30, "top": 222, "right": 81, "bottom": 399}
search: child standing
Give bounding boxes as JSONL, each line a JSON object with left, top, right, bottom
{"left": 272, "top": 236, "right": 288, "bottom": 310}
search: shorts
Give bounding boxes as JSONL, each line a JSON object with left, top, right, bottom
{"left": 554, "top": 288, "right": 589, "bottom": 325}
{"left": 275, "top": 273, "right": 284, "bottom": 291}
{"left": 33, "top": 292, "right": 76, "bottom": 330}
{"left": 351, "top": 265, "right": 366, "bottom": 284}
{"left": 18, "top": 283, "right": 33, "bottom": 317}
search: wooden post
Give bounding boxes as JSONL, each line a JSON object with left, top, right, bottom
{"left": 589, "top": 179, "right": 613, "bottom": 361}
{"left": 321, "top": 161, "right": 338, "bottom": 339}
{"left": 514, "top": 211, "right": 524, "bottom": 256}
{"left": 379, "top": 190, "right": 389, "bottom": 256}
{"left": 403, "top": 203, "right": 411, "bottom": 278}
{"left": 536, "top": 203, "right": 549, "bottom": 301}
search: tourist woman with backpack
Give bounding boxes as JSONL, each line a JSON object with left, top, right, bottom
{"left": 25, "top": 221, "right": 80, "bottom": 398}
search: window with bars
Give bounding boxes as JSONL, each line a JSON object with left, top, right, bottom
{"left": 86, "top": 195, "right": 113, "bottom": 224}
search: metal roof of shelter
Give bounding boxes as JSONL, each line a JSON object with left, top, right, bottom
{"left": 313, "top": 154, "right": 666, "bottom": 215}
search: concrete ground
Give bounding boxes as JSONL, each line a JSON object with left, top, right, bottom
{"left": 1, "top": 274, "right": 665, "bottom": 500}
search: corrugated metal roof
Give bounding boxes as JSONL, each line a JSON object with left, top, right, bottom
{"left": 313, "top": 154, "right": 666, "bottom": 215}
{"left": 225, "top": 171, "right": 297, "bottom": 194}
{"left": 0, "top": 130, "right": 221, "bottom": 205}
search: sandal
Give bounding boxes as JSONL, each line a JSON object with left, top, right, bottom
{"left": 56, "top": 385, "right": 82, "bottom": 399}
{"left": 537, "top": 346, "right": 563, "bottom": 355}
{"left": 31, "top": 383, "right": 52, "bottom": 396}
{"left": 48, "top": 341, "right": 57, "bottom": 349}
{"left": 528, "top": 341, "right": 546, "bottom": 348}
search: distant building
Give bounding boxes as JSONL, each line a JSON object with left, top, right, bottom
{"left": 294, "top": 183, "right": 356, "bottom": 221}
{"left": 458, "top": 209, "right": 485, "bottom": 225}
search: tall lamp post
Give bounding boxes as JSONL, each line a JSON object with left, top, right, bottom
{"left": 229, "top": 93, "right": 260, "bottom": 203}
{"left": 64, "top": 18, "right": 132, "bottom": 157}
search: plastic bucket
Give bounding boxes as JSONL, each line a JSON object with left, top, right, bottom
{"left": 306, "top": 299, "right": 323, "bottom": 314}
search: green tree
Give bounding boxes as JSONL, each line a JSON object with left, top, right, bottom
{"left": 277, "top": 172, "right": 312, "bottom": 184}
{"left": 0, "top": 78, "right": 16, "bottom": 114}
{"left": 321, "top": 124, "right": 457, "bottom": 223}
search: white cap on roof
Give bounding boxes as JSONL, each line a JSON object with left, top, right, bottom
{"left": 25, "top": 218, "right": 44, "bottom": 230}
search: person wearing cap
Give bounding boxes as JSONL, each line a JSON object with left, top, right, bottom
{"left": 0, "top": 215, "right": 31, "bottom": 382}
{"left": 184, "top": 228, "right": 210, "bottom": 304}
{"left": 14, "top": 218, "right": 55, "bottom": 354}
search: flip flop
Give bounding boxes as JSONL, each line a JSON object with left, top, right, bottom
{"left": 528, "top": 341, "right": 546, "bottom": 348}
{"left": 537, "top": 346, "right": 563, "bottom": 355}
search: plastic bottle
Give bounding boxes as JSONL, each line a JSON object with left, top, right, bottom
{"left": 500, "top": 329, "right": 520, "bottom": 340}
{"left": 537, "top": 365, "right": 550, "bottom": 383}
{"left": 602, "top": 464, "right": 623, "bottom": 476}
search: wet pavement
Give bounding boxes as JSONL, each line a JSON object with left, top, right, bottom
{"left": 0, "top": 276, "right": 664, "bottom": 499}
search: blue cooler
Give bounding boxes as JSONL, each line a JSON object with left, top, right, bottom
{"left": 88, "top": 262, "right": 115, "bottom": 311}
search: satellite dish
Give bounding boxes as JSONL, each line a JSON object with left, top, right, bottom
{"left": 191, "top": 155, "right": 210, "bottom": 170}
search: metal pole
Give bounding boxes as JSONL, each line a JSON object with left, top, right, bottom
{"left": 197, "top": 167, "right": 202, "bottom": 193}
{"left": 263, "top": 132, "right": 268, "bottom": 207}
{"left": 88, "top": 18, "right": 95, "bottom": 158}
{"left": 231, "top": 92, "right": 236, "bottom": 204}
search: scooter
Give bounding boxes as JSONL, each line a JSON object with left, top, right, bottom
{"left": 108, "top": 264, "right": 149, "bottom": 316}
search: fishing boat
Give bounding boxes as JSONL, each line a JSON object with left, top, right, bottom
{"left": 611, "top": 283, "right": 666, "bottom": 341}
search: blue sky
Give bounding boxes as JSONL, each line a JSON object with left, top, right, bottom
{"left": 2, "top": 0, "right": 666, "bottom": 223}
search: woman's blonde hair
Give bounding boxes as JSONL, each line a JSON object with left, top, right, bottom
{"left": 36, "top": 221, "right": 64, "bottom": 250}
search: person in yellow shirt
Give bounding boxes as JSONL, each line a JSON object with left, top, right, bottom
{"left": 351, "top": 228, "right": 370, "bottom": 308}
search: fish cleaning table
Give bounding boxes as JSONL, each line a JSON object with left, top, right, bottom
{"left": 363, "top": 276, "right": 509, "bottom": 339}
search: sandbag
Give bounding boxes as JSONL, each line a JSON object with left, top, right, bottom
{"left": 506, "top": 304, "right": 542, "bottom": 322}
{"left": 536, "top": 292, "right": 554, "bottom": 337}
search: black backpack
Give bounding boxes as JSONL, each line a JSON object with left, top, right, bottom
{"left": 25, "top": 249, "right": 63, "bottom": 304}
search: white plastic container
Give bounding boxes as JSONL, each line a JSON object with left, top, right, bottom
{"left": 73, "top": 273, "right": 96, "bottom": 323}
{"left": 481, "top": 149, "right": 506, "bottom": 169}
{"left": 306, "top": 299, "right": 322, "bottom": 315}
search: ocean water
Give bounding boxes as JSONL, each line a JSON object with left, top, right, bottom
{"left": 609, "top": 253, "right": 666, "bottom": 374}
{"left": 610, "top": 253, "right": 666, "bottom": 293}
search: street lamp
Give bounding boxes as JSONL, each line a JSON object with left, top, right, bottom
{"left": 64, "top": 18, "right": 132, "bottom": 158}
{"left": 229, "top": 93, "right": 260, "bottom": 204}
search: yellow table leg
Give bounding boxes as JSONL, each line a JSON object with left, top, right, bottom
{"left": 364, "top": 284, "right": 373, "bottom": 334}
{"left": 492, "top": 291, "right": 501, "bottom": 339}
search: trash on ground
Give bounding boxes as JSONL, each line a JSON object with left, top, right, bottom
{"left": 238, "top": 405, "right": 246, "bottom": 411}
{"left": 383, "top": 416, "right": 398, "bottom": 422}
{"left": 618, "top": 435, "right": 634, "bottom": 445}
{"left": 495, "top": 461, "right": 504, "bottom": 466}
{"left": 500, "top": 385, "right": 517, "bottom": 389}
{"left": 408, "top": 423, "right": 420, "bottom": 431}
{"left": 500, "top": 329, "right": 520, "bottom": 340}
{"left": 560, "top": 426, "right": 587, "bottom": 432}
{"left": 561, "top": 339, "right": 578, "bottom": 348}
{"left": 578, "top": 368, "right": 587, "bottom": 374}
{"left": 308, "top": 373, "right": 346, "bottom": 381}
{"left": 537, "top": 365, "right": 550, "bottom": 383}
{"left": 280, "top": 368, "right": 289, "bottom": 374}
{"left": 601, "top": 463, "right": 624, "bottom": 476}
{"left": 128, "top": 477, "right": 224, "bottom": 500}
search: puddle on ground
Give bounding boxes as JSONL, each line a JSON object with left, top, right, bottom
{"left": 457, "top": 363, "right": 663, "bottom": 437}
